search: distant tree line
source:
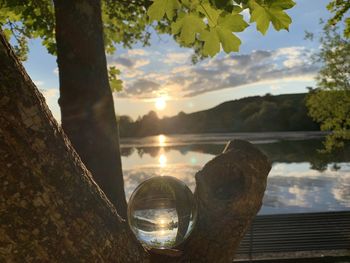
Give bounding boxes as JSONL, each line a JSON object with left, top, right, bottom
{"left": 118, "top": 93, "right": 320, "bottom": 138}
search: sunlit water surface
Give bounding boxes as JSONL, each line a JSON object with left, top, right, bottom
{"left": 121, "top": 132, "right": 350, "bottom": 215}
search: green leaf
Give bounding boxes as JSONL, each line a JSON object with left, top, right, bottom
{"left": 217, "top": 27, "right": 241, "bottom": 52}
{"left": 269, "top": 0, "right": 296, "bottom": 10}
{"left": 171, "top": 14, "right": 206, "bottom": 44}
{"left": 197, "top": 3, "right": 221, "bottom": 27}
{"left": 2, "top": 28, "right": 12, "bottom": 41}
{"left": 182, "top": 0, "right": 200, "bottom": 10}
{"left": 165, "top": 0, "right": 180, "bottom": 20}
{"left": 108, "top": 66, "right": 123, "bottom": 92}
{"left": 33, "top": 8, "right": 41, "bottom": 16}
{"left": 269, "top": 8, "right": 292, "bottom": 31}
{"left": 345, "top": 17, "right": 350, "bottom": 38}
{"left": 248, "top": 0, "right": 293, "bottom": 35}
{"left": 249, "top": 1, "right": 271, "bottom": 34}
{"left": 147, "top": 0, "right": 180, "bottom": 21}
{"left": 232, "top": 5, "right": 244, "bottom": 14}
{"left": 110, "top": 79, "right": 123, "bottom": 92}
{"left": 199, "top": 28, "right": 220, "bottom": 56}
{"left": 218, "top": 13, "right": 249, "bottom": 32}
{"left": 199, "top": 17, "right": 242, "bottom": 57}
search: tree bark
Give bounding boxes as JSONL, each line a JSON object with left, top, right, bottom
{"left": 0, "top": 30, "right": 147, "bottom": 262}
{"left": 53, "top": 0, "right": 127, "bottom": 218}
{"left": 0, "top": 32, "right": 271, "bottom": 262}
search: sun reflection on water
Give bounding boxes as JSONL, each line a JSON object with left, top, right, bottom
{"left": 158, "top": 134, "right": 166, "bottom": 147}
{"left": 158, "top": 218, "right": 166, "bottom": 227}
{"left": 159, "top": 154, "right": 167, "bottom": 167}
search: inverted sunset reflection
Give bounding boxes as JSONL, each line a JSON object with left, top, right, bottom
{"left": 158, "top": 134, "right": 166, "bottom": 147}
{"left": 159, "top": 153, "right": 167, "bottom": 167}
{"left": 122, "top": 142, "right": 350, "bottom": 214}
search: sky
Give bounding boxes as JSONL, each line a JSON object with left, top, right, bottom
{"left": 22, "top": 0, "right": 331, "bottom": 122}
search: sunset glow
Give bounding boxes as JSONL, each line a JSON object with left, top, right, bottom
{"left": 155, "top": 97, "right": 166, "bottom": 110}
{"left": 22, "top": 2, "right": 328, "bottom": 123}
{"left": 158, "top": 218, "right": 166, "bottom": 227}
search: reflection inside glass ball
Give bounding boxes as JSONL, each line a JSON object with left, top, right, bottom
{"left": 127, "top": 176, "right": 197, "bottom": 249}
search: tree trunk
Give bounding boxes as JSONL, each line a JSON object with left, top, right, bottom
{"left": 53, "top": 0, "right": 127, "bottom": 218}
{"left": 0, "top": 30, "right": 148, "bottom": 262}
{"left": 0, "top": 32, "right": 271, "bottom": 262}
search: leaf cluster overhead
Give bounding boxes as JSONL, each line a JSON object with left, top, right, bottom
{"left": 147, "top": 0, "right": 296, "bottom": 56}
{"left": 0, "top": 0, "right": 152, "bottom": 57}
{"left": 0, "top": 0, "right": 296, "bottom": 60}
{"left": 0, "top": 0, "right": 152, "bottom": 89}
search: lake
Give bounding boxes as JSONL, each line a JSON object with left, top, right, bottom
{"left": 120, "top": 132, "right": 350, "bottom": 215}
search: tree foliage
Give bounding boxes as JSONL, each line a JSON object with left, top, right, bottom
{"left": 0, "top": 0, "right": 296, "bottom": 60}
{"left": 327, "top": 0, "right": 350, "bottom": 38}
{"left": 0, "top": 0, "right": 152, "bottom": 87}
{"left": 0, "top": 0, "right": 152, "bottom": 56}
{"left": 147, "top": 0, "right": 295, "bottom": 57}
{"left": 306, "top": 25, "right": 350, "bottom": 152}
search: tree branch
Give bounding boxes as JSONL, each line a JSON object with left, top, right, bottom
{"left": 151, "top": 140, "right": 271, "bottom": 262}
{"left": 0, "top": 30, "right": 270, "bottom": 262}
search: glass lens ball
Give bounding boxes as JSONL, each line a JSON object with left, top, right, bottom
{"left": 127, "top": 176, "right": 197, "bottom": 249}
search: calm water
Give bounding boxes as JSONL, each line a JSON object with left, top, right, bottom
{"left": 121, "top": 132, "right": 350, "bottom": 215}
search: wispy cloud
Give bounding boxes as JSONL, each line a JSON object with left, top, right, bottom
{"left": 163, "top": 51, "right": 192, "bottom": 65}
{"left": 124, "top": 79, "right": 160, "bottom": 97}
{"left": 40, "top": 88, "right": 59, "bottom": 102}
{"left": 107, "top": 52, "right": 152, "bottom": 81}
{"left": 127, "top": 49, "right": 149, "bottom": 56}
{"left": 34, "top": 80, "right": 44, "bottom": 87}
{"left": 118, "top": 46, "right": 318, "bottom": 99}
{"left": 53, "top": 67, "right": 59, "bottom": 76}
{"left": 109, "top": 56, "right": 150, "bottom": 70}
{"left": 39, "top": 88, "right": 61, "bottom": 122}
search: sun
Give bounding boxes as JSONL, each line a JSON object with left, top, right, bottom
{"left": 155, "top": 97, "right": 166, "bottom": 110}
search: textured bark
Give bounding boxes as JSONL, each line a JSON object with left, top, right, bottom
{"left": 0, "top": 32, "right": 147, "bottom": 262}
{"left": 53, "top": 0, "right": 127, "bottom": 218}
{"left": 0, "top": 31, "right": 270, "bottom": 262}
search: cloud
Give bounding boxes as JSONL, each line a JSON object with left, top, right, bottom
{"left": 127, "top": 49, "right": 148, "bottom": 56}
{"left": 40, "top": 88, "right": 59, "bottom": 102}
{"left": 53, "top": 67, "right": 59, "bottom": 75}
{"left": 39, "top": 88, "right": 61, "bottom": 122}
{"left": 275, "top": 47, "right": 310, "bottom": 68}
{"left": 118, "top": 46, "right": 318, "bottom": 98}
{"left": 108, "top": 53, "right": 150, "bottom": 69}
{"left": 114, "top": 57, "right": 134, "bottom": 68}
{"left": 164, "top": 51, "right": 192, "bottom": 65}
{"left": 134, "top": 59, "right": 150, "bottom": 68}
{"left": 107, "top": 54, "right": 150, "bottom": 81}
{"left": 34, "top": 80, "right": 44, "bottom": 87}
{"left": 120, "top": 79, "right": 160, "bottom": 97}
{"left": 124, "top": 69, "right": 145, "bottom": 78}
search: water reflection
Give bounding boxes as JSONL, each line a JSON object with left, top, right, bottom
{"left": 158, "top": 153, "right": 167, "bottom": 167}
{"left": 128, "top": 176, "right": 197, "bottom": 248}
{"left": 122, "top": 134, "right": 350, "bottom": 214}
{"left": 158, "top": 134, "right": 166, "bottom": 147}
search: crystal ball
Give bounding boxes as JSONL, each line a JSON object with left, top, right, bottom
{"left": 127, "top": 176, "right": 197, "bottom": 249}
